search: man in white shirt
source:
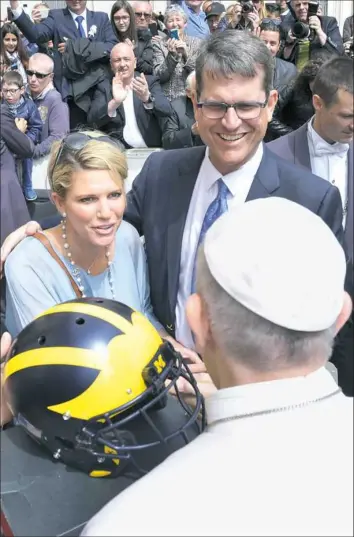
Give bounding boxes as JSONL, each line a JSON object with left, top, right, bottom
{"left": 82, "top": 197, "right": 353, "bottom": 537}
{"left": 268, "top": 56, "right": 353, "bottom": 395}
{"left": 87, "top": 42, "right": 173, "bottom": 148}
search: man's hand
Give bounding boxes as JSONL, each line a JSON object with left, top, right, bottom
{"left": 0, "top": 221, "right": 41, "bottom": 278}
{"left": 286, "top": 29, "right": 297, "bottom": 43}
{"left": 58, "top": 42, "right": 66, "bottom": 54}
{"left": 9, "top": 1, "right": 20, "bottom": 10}
{"left": 246, "top": 9, "right": 260, "bottom": 30}
{"left": 31, "top": 8, "right": 42, "bottom": 23}
{"left": 132, "top": 72, "right": 150, "bottom": 103}
{"left": 112, "top": 71, "right": 129, "bottom": 103}
{"left": 15, "top": 118, "right": 27, "bottom": 133}
{"left": 309, "top": 15, "right": 327, "bottom": 44}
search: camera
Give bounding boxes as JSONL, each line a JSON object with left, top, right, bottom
{"left": 288, "top": 0, "right": 319, "bottom": 40}
{"left": 240, "top": 0, "right": 254, "bottom": 14}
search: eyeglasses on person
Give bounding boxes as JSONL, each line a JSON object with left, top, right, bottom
{"left": 2, "top": 87, "right": 21, "bottom": 95}
{"left": 53, "top": 132, "right": 123, "bottom": 169}
{"left": 196, "top": 99, "right": 268, "bottom": 120}
{"left": 134, "top": 11, "right": 151, "bottom": 19}
{"left": 26, "top": 69, "right": 52, "bottom": 79}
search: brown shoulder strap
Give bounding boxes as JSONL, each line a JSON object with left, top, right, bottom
{"left": 33, "top": 232, "right": 82, "bottom": 298}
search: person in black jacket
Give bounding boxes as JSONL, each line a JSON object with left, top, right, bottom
{"left": 259, "top": 20, "right": 297, "bottom": 89}
{"left": 87, "top": 42, "right": 173, "bottom": 148}
{"left": 281, "top": 0, "right": 343, "bottom": 70}
{"left": 265, "top": 55, "right": 329, "bottom": 141}
{"left": 130, "top": 1, "right": 155, "bottom": 75}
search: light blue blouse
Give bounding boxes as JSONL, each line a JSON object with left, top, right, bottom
{"left": 5, "top": 221, "right": 164, "bottom": 337}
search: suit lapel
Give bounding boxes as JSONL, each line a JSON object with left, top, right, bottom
{"left": 293, "top": 122, "right": 311, "bottom": 169}
{"left": 167, "top": 147, "right": 206, "bottom": 317}
{"left": 345, "top": 143, "right": 353, "bottom": 261}
{"left": 247, "top": 146, "right": 280, "bottom": 201}
{"left": 133, "top": 90, "right": 145, "bottom": 140}
{"left": 63, "top": 8, "right": 80, "bottom": 38}
{"left": 86, "top": 9, "right": 92, "bottom": 37}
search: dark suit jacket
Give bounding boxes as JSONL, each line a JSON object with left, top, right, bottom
{"left": 13, "top": 8, "right": 117, "bottom": 97}
{"left": 124, "top": 145, "right": 344, "bottom": 336}
{"left": 281, "top": 15, "right": 344, "bottom": 63}
{"left": 87, "top": 72, "right": 173, "bottom": 148}
{"left": 267, "top": 123, "right": 353, "bottom": 264}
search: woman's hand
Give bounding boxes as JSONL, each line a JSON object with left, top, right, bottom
{"left": 166, "top": 38, "right": 180, "bottom": 58}
{"left": 164, "top": 335, "right": 206, "bottom": 374}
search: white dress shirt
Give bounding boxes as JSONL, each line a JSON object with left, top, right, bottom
{"left": 122, "top": 89, "right": 148, "bottom": 148}
{"left": 175, "top": 144, "right": 263, "bottom": 348}
{"left": 68, "top": 8, "right": 88, "bottom": 38}
{"left": 82, "top": 367, "right": 353, "bottom": 537}
{"left": 307, "top": 118, "right": 349, "bottom": 227}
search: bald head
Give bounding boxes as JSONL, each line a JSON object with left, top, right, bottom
{"left": 186, "top": 71, "right": 196, "bottom": 99}
{"left": 28, "top": 53, "right": 54, "bottom": 96}
{"left": 110, "top": 42, "right": 136, "bottom": 80}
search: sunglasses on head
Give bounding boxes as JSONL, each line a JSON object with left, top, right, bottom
{"left": 53, "top": 132, "right": 121, "bottom": 169}
{"left": 26, "top": 69, "right": 52, "bottom": 79}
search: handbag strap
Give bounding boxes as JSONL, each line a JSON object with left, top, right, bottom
{"left": 33, "top": 232, "right": 82, "bottom": 298}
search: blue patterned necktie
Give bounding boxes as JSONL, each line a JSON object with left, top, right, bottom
{"left": 75, "top": 15, "right": 86, "bottom": 38}
{"left": 191, "top": 178, "right": 230, "bottom": 293}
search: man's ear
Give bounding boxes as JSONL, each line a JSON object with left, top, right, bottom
{"left": 186, "top": 293, "right": 210, "bottom": 351}
{"left": 20, "top": 86, "right": 25, "bottom": 96}
{"left": 334, "top": 292, "right": 352, "bottom": 335}
{"left": 312, "top": 93, "right": 323, "bottom": 112}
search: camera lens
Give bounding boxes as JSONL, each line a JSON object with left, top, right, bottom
{"left": 292, "top": 21, "right": 310, "bottom": 39}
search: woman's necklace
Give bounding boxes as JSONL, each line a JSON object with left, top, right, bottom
{"left": 61, "top": 216, "right": 116, "bottom": 300}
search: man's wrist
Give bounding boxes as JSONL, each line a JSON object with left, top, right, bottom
{"left": 142, "top": 92, "right": 154, "bottom": 104}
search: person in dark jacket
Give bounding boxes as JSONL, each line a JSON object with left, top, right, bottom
{"left": 131, "top": 1, "right": 156, "bottom": 75}
{"left": 1, "top": 70, "right": 42, "bottom": 201}
{"left": 259, "top": 20, "right": 297, "bottom": 89}
{"left": 87, "top": 42, "right": 173, "bottom": 148}
{"left": 0, "top": 104, "right": 31, "bottom": 245}
{"left": 9, "top": 0, "right": 118, "bottom": 128}
{"left": 343, "top": 14, "right": 353, "bottom": 43}
{"left": 281, "top": 1, "right": 343, "bottom": 70}
{"left": 266, "top": 55, "right": 329, "bottom": 141}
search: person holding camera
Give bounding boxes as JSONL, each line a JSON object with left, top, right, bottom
{"left": 281, "top": 1, "right": 344, "bottom": 71}
{"left": 231, "top": 0, "right": 261, "bottom": 33}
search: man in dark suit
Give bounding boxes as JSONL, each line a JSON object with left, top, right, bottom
{"left": 124, "top": 31, "right": 344, "bottom": 350}
{"left": 268, "top": 56, "right": 353, "bottom": 395}
{"left": 281, "top": 0, "right": 343, "bottom": 68}
{"left": 87, "top": 42, "right": 173, "bottom": 148}
{"left": 9, "top": 0, "right": 117, "bottom": 127}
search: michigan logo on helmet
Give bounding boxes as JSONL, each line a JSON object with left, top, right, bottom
{"left": 4, "top": 298, "right": 205, "bottom": 477}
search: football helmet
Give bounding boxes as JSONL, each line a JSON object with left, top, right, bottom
{"left": 4, "top": 298, "right": 205, "bottom": 477}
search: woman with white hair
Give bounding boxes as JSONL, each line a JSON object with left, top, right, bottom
{"left": 152, "top": 5, "right": 201, "bottom": 102}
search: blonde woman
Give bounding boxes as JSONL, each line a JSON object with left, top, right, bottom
{"left": 152, "top": 5, "right": 201, "bottom": 101}
{"left": 4, "top": 131, "right": 193, "bottom": 365}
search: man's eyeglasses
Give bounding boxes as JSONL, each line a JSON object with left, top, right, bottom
{"left": 134, "top": 11, "right": 151, "bottom": 19}
{"left": 2, "top": 87, "right": 21, "bottom": 95}
{"left": 26, "top": 69, "right": 52, "bottom": 79}
{"left": 53, "top": 132, "right": 122, "bottom": 170}
{"left": 197, "top": 99, "right": 268, "bottom": 120}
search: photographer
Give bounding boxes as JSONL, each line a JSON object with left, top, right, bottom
{"left": 232, "top": 0, "right": 261, "bottom": 33}
{"left": 281, "top": 1, "right": 343, "bottom": 70}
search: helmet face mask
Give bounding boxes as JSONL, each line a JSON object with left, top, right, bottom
{"left": 4, "top": 299, "right": 205, "bottom": 478}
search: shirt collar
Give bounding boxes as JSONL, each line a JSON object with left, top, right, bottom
{"left": 206, "top": 366, "right": 340, "bottom": 426}
{"left": 308, "top": 116, "right": 349, "bottom": 154}
{"left": 202, "top": 143, "right": 263, "bottom": 196}
{"left": 68, "top": 8, "right": 87, "bottom": 21}
{"left": 32, "top": 82, "right": 54, "bottom": 101}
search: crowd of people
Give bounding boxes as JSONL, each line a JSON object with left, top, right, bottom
{"left": 0, "top": 0, "right": 353, "bottom": 535}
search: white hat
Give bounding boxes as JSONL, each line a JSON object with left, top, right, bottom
{"left": 203, "top": 197, "right": 346, "bottom": 332}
